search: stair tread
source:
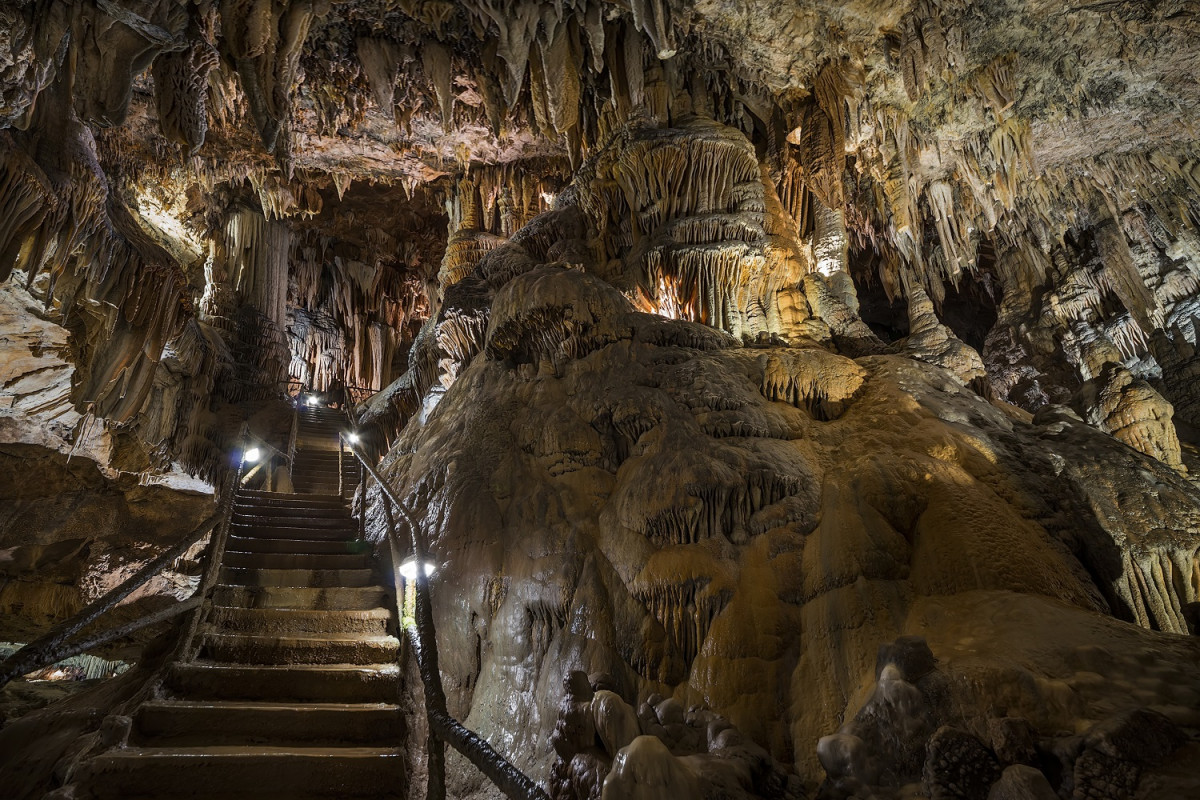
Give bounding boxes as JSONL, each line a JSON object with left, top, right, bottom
{"left": 139, "top": 700, "right": 399, "bottom": 712}
{"left": 179, "top": 661, "right": 400, "bottom": 673}
{"left": 205, "top": 632, "right": 398, "bottom": 644}
{"left": 211, "top": 605, "right": 391, "bottom": 617}
{"left": 226, "top": 536, "right": 368, "bottom": 554}
{"left": 93, "top": 745, "right": 404, "bottom": 758}
{"left": 229, "top": 527, "right": 358, "bottom": 541}
{"left": 219, "top": 567, "right": 376, "bottom": 588}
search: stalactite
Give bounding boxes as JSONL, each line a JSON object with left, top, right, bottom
{"left": 219, "top": 0, "right": 322, "bottom": 155}
{"left": 151, "top": 36, "right": 219, "bottom": 156}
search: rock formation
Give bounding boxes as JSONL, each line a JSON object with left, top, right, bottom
{"left": 1, "top": 1, "right": 1200, "bottom": 799}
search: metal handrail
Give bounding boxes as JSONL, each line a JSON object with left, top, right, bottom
{"left": 286, "top": 400, "right": 299, "bottom": 471}
{"left": 0, "top": 513, "right": 219, "bottom": 688}
{"left": 346, "top": 444, "right": 548, "bottom": 800}
{"left": 179, "top": 424, "right": 250, "bottom": 661}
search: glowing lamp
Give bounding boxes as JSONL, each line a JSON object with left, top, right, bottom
{"left": 347, "top": 432, "right": 360, "bottom": 444}
{"left": 305, "top": 395, "right": 319, "bottom": 406}
{"left": 243, "top": 447, "right": 261, "bottom": 463}
{"left": 398, "top": 558, "right": 436, "bottom": 581}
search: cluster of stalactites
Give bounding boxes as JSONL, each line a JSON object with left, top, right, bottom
{"left": 0, "top": 127, "right": 232, "bottom": 477}
{"left": 199, "top": 205, "right": 290, "bottom": 403}
{"left": 437, "top": 170, "right": 564, "bottom": 296}
{"left": 575, "top": 117, "right": 815, "bottom": 342}
{"left": 287, "top": 228, "right": 427, "bottom": 395}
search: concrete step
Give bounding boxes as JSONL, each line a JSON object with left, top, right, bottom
{"left": 219, "top": 566, "right": 376, "bottom": 588}
{"left": 133, "top": 700, "right": 404, "bottom": 747}
{"left": 81, "top": 746, "right": 405, "bottom": 799}
{"left": 226, "top": 535, "right": 369, "bottom": 555}
{"left": 209, "top": 606, "right": 392, "bottom": 636}
{"left": 212, "top": 584, "right": 390, "bottom": 611}
{"left": 167, "top": 662, "right": 400, "bottom": 703}
{"left": 222, "top": 550, "right": 371, "bottom": 572}
{"left": 199, "top": 632, "right": 400, "bottom": 665}
{"left": 230, "top": 522, "right": 357, "bottom": 541}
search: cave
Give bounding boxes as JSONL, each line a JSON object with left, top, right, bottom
{"left": 1, "top": 2, "right": 1200, "bottom": 799}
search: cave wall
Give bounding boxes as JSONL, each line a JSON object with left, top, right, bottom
{"left": 364, "top": 139, "right": 1200, "bottom": 795}
{"left": 1, "top": 0, "right": 1200, "bottom": 796}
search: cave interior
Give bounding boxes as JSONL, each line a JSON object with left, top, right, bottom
{"left": 1, "top": 1, "right": 1200, "bottom": 799}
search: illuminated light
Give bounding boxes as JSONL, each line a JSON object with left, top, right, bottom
{"left": 398, "top": 558, "right": 436, "bottom": 581}
{"left": 305, "top": 395, "right": 319, "bottom": 406}
{"left": 347, "top": 432, "right": 360, "bottom": 444}
{"left": 243, "top": 447, "right": 261, "bottom": 463}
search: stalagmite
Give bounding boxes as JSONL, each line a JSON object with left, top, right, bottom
{"left": 901, "top": 276, "right": 990, "bottom": 392}
{"left": 1074, "top": 330, "right": 1186, "bottom": 472}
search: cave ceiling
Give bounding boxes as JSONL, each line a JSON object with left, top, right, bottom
{"left": 4, "top": 2, "right": 1200, "bottom": 796}
{"left": 0, "top": 0, "right": 1199, "bottom": 474}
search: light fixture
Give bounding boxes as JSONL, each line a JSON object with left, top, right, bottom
{"left": 243, "top": 447, "right": 261, "bottom": 463}
{"left": 398, "top": 558, "right": 436, "bottom": 581}
{"left": 305, "top": 395, "right": 319, "bottom": 406}
{"left": 347, "top": 432, "right": 360, "bottom": 444}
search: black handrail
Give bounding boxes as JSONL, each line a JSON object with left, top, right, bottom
{"left": 345, "top": 439, "right": 548, "bottom": 800}
{"left": 0, "top": 513, "right": 219, "bottom": 688}
{"left": 179, "top": 424, "right": 250, "bottom": 662}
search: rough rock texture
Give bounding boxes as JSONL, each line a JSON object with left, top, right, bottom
{"left": 0, "top": 443, "right": 212, "bottom": 651}
{"left": 363, "top": 190, "right": 1200, "bottom": 796}
{"left": 3, "top": 2, "right": 1200, "bottom": 799}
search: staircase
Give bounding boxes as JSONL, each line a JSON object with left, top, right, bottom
{"left": 292, "top": 405, "right": 361, "bottom": 498}
{"left": 78, "top": 408, "right": 404, "bottom": 799}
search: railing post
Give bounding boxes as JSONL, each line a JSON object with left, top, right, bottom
{"left": 381, "top": 496, "right": 445, "bottom": 800}
{"left": 287, "top": 395, "right": 299, "bottom": 474}
{"left": 338, "top": 434, "right": 345, "bottom": 498}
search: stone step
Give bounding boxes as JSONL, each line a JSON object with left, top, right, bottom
{"left": 292, "top": 478, "right": 356, "bottom": 489}
{"left": 232, "top": 503, "right": 350, "bottom": 519}
{"left": 291, "top": 467, "right": 358, "bottom": 478}
{"left": 168, "top": 662, "right": 400, "bottom": 703}
{"left": 81, "top": 746, "right": 405, "bottom": 799}
{"left": 230, "top": 522, "right": 358, "bottom": 541}
{"left": 212, "top": 584, "right": 389, "bottom": 611}
{"left": 222, "top": 550, "right": 370, "bottom": 572}
{"left": 208, "top": 606, "right": 392, "bottom": 636}
{"left": 199, "top": 632, "right": 400, "bottom": 666}
{"left": 237, "top": 491, "right": 347, "bottom": 507}
{"left": 226, "top": 535, "right": 369, "bottom": 555}
{"left": 232, "top": 513, "right": 356, "bottom": 530}
{"left": 291, "top": 470, "right": 358, "bottom": 481}
{"left": 219, "top": 566, "right": 376, "bottom": 588}
{"left": 133, "top": 700, "right": 404, "bottom": 747}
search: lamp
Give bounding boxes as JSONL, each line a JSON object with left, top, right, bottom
{"left": 398, "top": 558, "right": 436, "bottom": 581}
{"left": 347, "top": 432, "right": 360, "bottom": 444}
{"left": 243, "top": 447, "right": 261, "bottom": 463}
{"left": 305, "top": 394, "right": 319, "bottom": 406}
